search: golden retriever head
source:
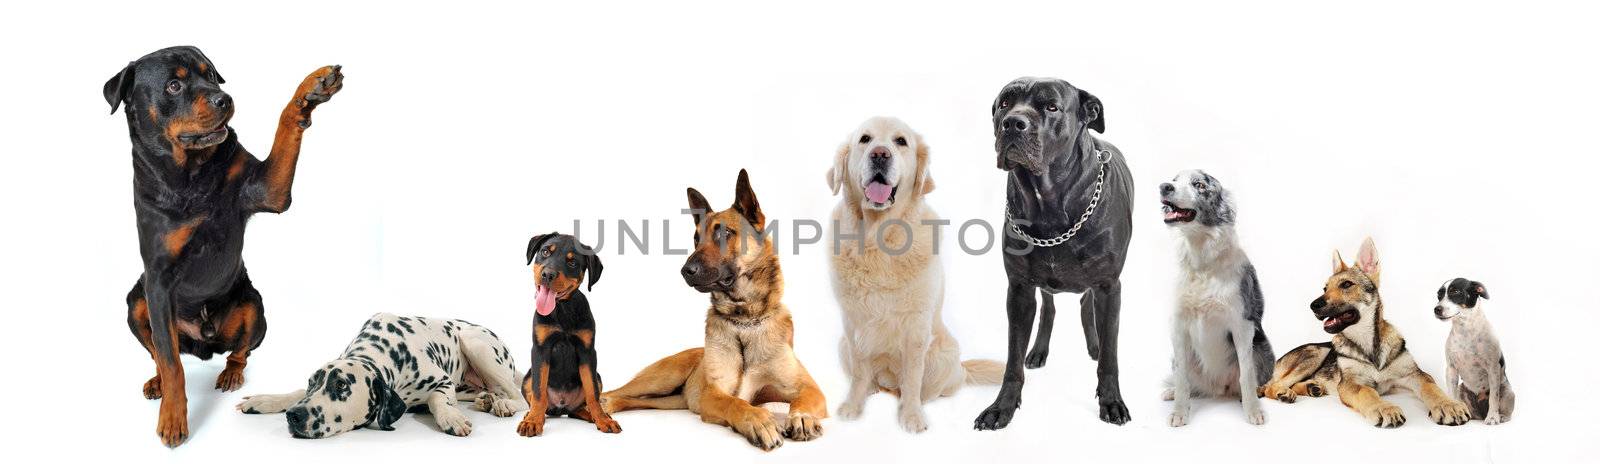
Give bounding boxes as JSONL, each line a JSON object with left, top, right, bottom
{"left": 826, "top": 117, "right": 934, "bottom": 215}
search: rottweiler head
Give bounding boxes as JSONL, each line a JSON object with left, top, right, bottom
{"left": 282, "top": 360, "right": 405, "bottom": 438}
{"left": 680, "top": 169, "right": 777, "bottom": 294}
{"left": 104, "top": 46, "right": 233, "bottom": 165}
{"left": 526, "top": 233, "right": 602, "bottom": 316}
{"left": 1311, "top": 237, "right": 1383, "bottom": 334}
{"left": 1435, "top": 277, "right": 1489, "bottom": 320}
{"left": 992, "top": 77, "right": 1104, "bottom": 175}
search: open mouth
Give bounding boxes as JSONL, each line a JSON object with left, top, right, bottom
{"left": 1161, "top": 201, "right": 1196, "bottom": 224}
{"left": 178, "top": 122, "right": 229, "bottom": 148}
{"left": 863, "top": 173, "right": 898, "bottom": 208}
{"left": 1321, "top": 309, "right": 1360, "bottom": 334}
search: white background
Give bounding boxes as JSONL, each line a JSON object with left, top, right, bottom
{"left": 3, "top": 1, "right": 1595, "bottom": 462}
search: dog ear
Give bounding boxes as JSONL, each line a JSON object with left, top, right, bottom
{"left": 1355, "top": 237, "right": 1381, "bottom": 284}
{"left": 525, "top": 232, "right": 557, "bottom": 265}
{"left": 686, "top": 187, "right": 712, "bottom": 226}
{"left": 583, "top": 244, "right": 603, "bottom": 291}
{"left": 915, "top": 137, "right": 935, "bottom": 195}
{"left": 365, "top": 376, "right": 406, "bottom": 431}
{"left": 1078, "top": 88, "right": 1104, "bottom": 133}
{"left": 1472, "top": 281, "right": 1489, "bottom": 300}
{"left": 733, "top": 169, "right": 765, "bottom": 231}
{"left": 825, "top": 142, "right": 849, "bottom": 196}
{"left": 1331, "top": 249, "right": 1348, "bottom": 273}
{"left": 104, "top": 61, "right": 136, "bottom": 114}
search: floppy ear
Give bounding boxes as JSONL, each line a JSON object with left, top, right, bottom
{"left": 365, "top": 376, "right": 406, "bottom": 431}
{"left": 686, "top": 187, "right": 712, "bottom": 226}
{"left": 583, "top": 245, "right": 603, "bottom": 291}
{"left": 1355, "top": 237, "right": 1381, "bottom": 283}
{"left": 825, "top": 142, "right": 849, "bottom": 196}
{"left": 1078, "top": 88, "right": 1104, "bottom": 133}
{"left": 915, "top": 136, "right": 935, "bottom": 195}
{"left": 104, "top": 61, "right": 136, "bottom": 114}
{"left": 732, "top": 169, "right": 765, "bottom": 230}
{"left": 1331, "top": 249, "right": 1348, "bottom": 273}
{"left": 525, "top": 232, "right": 557, "bottom": 265}
{"left": 1472, "top": 281, "right": 1489, "bottom": 299}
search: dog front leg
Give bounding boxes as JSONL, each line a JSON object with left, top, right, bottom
{"left": 236, "top": 389, "right": 307, "bottom": 414}
{"left": 1484, "top": 375, "right": 1503, "bottom": 425}
{"left": 426, "top": 385, "right": 472, "bottom": 436}
{"left": 1338, "top": 379, "right": 1404, "bottom": 428}
{"left": 783, "top": 364, "right": 827, "bottom": 441}
{"left": 1405, "top": 371, "right": 1470, "bottom": 426}
{"left": 835, "top": 337, "right": 875, "bottom": 420}
{"left": 143, "top": 274, "right": 189, "bottom": 447}
{"left": 974, "top": 282, "right": 1035, "bottom": 430}
{"left": 1445, "top": 364, "right": 1459, "bottom": 399}
{"left": 249, "top": 66, "right": 342, "bottom": 213}
{"left": 1168, "top": 324, "right": 1194, "bottom": 427}
{"left": 896, "top": 329, "right": 931, "bottom": 433}
{"left": 1231, "top": 322, "right": 1266, "bottom": 425}
{"left": 1092, "top": 281, "right": 1131, "bottom": 424}
{"left": 574, "top": 334, "right": 621, "bottom": 434}
{"left": 517, "top": 362, "right": 550, "bottom": 436}
{"left": 698, "top": 345, "right": 783, "bottom": 450}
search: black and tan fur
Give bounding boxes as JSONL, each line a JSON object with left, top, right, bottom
{"left": 1258, "top": 238, "right": 1471, "bottom": 428}
{"left": 599, "top": 170, "right": 827, "bottom": 451}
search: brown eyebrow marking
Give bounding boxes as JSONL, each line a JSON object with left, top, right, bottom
{"left": 175, "top": 67, "right": 188, "bottom": 78}
{"left": 198, "top": 62, "right": 207, "bottom": 73}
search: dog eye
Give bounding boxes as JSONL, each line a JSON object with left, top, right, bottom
{"left": 1046, "top": 104, "right": 1059, "bottom": 112}
{"left": 1450, "top": 289, "right": 1460, "bottom": 295}
{"left": 567, "top": 258, "right": 577, "bottom": 268}
{"left": 858, "top": 135, "right": 871, "bottom": 144}
{"left": 1192, "top": 182, "right": 1206, "bottom": 190}
{"left": 1339, "top": 280, "right": 1354, "bottom": 289}
{"left": 999, "top": 99, "right": 1010, "bottom": 109}
{"left": 894, "top": 137, "right": 907, "bottom": 146}
{"left": 165, "top": 80, "right": 183, "bottom": 95}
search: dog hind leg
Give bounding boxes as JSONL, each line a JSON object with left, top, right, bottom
{"left": 601, "top": 348, "right": 703, "bottom": 414}
{"left": 213, "top": 281, "right": 265, "bottom": 392}
{"left": 460, "top": 332, "right": 526, "bottom": 417}
{"left": 1026, "top": 293, "right": 1056, "bottom": 368}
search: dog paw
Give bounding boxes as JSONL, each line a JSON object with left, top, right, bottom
{"left": 1260, "top": 385, "right": 1296, "bottom": 403}
{"left": 435, "top": 410, "right": 472, "bottom": 437}
{"left": 594, "top": 414, "right": 622, "bottom": 434}
{"left": 516, "top": 413, "right": 544, "bottom": 437}
{"left": 215, "top": 366, "right": 245, "bottom": 392}
{"left": 735, "top": 413, "right": 785, "bottom": 451}
{"left": 474, "top": 394, "right": 521, "bottom": 417}
{"left": 1243, "top": 405, "right": 1267, "bottom": 426}
{"left": 973, "top": 401, "right": 1017, "bottom": 431}
{"left": 157, "top": 401, "right": 189, "bottom": 448}
{"left": 1099, "top": 398, "right": 1131, "bottom": 425}
{"left": 1305, "top": 383, "right": 1327, "bottom": 397}
{"left": 785, "top": 412, "right": 823, "bottom": 441}
{"left": 898, "top": 405, "right": 928, "bottom": 433}
{"left": 1484, "top": 413, "right": 1502, "bottom": 425}
{"left": 1168, "top": 410, "right": 1189, "bottom": 427}
{"left": 1372, "top": 404, "right": 1407, "bottom": 428}
{"left": 836, "top": 400, "right": 865, "bottom": 421}
{"left": 1430, "top": 400, "right": 1471, "bottom": 426}
{"left": 143, "top": 376, "right": 162, "bottom": 400}
{"left": 236, "top": 395, "right": 289, "bottom": 414}
{"left": 1024, "top": 348, "right": 1049, "bottom": 369}
{"left": 297, "top": 65, "right": 343, "bottom": 110}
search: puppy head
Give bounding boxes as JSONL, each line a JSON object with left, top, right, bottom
{"left": 1159, "top": 169, "right": 1234, "bottom": 228}
{"left": 992, "top": 77, "right": 1104, "bottom": 175}
{"left": 681, "top": 169, "right": 776, "bottom": 294}
{"left": 1435, "top": 277, "right": 1489, "bottom": 320}
{"left": 104, "top": 46, "right": 233, "bottom": 162}
{"left": 283, "top": 360, "right": 403, "bottom": 438}
{"left": 525, "top": 233, "right": 602, "bottom": 316}
{"left": 826, "top": 117, "right": 934, "bottom": 213}
{"left": 1310, "top": 237, "right": 1382, "bottom": 334}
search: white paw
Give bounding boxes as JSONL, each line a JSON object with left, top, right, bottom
{"left": 898, "top": 405, "right": 928, "bottom": 433}
{"left": 236, "top": 395, "right": 294, "bottom": 414}
{"left": 1485, "top": 414, "right": 1502, "bottom": 425}
{"left": 435, "top": 410, "right": 473, "bottom": 437}
{"left": 1244, "top": 406, "right": 1267, "bottom": 425}
{"left": 836, "top": 400, "right": 865, "bottom": 421}
{"left": 1168, "top": 410, "right": 1189, "bottom": 427}
{"left": 475, "top": 394, "right": 522, "bottom": 418}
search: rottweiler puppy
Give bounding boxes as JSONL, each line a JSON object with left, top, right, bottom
{"left": 516, "top": 233, "right": 621, "bottom": 436}
{"left": 104, "top": 46, "right": 342, "bottom": 447}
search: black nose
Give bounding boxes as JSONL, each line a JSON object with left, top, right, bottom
{"left": 286, "top": 407, "right": 308, "bottom": 428}
{"left": 210, "top": 92, "right": 232, "bottom": 110}
{"left": 1002, "top": 115, "right": 1029, "bottom": 133}
{"left": 1160, "top": 183, "right": 1174, "bottom": 196}
{"left": 681, "top": 261, "right": 702, "bottom": 278}
{"left": 1434, "top": 306, "right": 1445, "bottom": 316}
{"left": 1310, "top": 297, "right": 1327, "bottom": 310}
{"left": 540, "top": 269, "right": 556, "bottom": 283}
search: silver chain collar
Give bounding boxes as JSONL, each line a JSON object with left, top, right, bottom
{"left": 1006, "top": 148, "right": 1111, "bottom": 248}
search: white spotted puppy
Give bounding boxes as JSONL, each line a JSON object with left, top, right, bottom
{"left": 1434, "top": 278, "right": 1515, "bottom": 424}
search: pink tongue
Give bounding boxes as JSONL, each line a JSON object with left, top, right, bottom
{"left": 535, "top": 286, "right": 557, "bottom": 316}
{"left": 1323, "top": 317, "right": 1338, "bottom": 330}
{"left": 865, "top": 182, "right": 893, "bottom": 203}
{"left": 1164, "top": 211, "right": 1183, "bottom": 220}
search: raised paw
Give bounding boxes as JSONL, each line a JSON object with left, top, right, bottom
{"left": 735, "top": 413, "right": 785, "bottom": 451}
{"left": 157, "top": 401, "right": 189, "bottom": 448}
{"left": 1372, "top": 404, "right": 1407, "bottom": 428}
{"left": 215, "top": 366, "right": 245, "bottom": 392}
{"left": 898, "top": 405, "right": 928, "bottom": 433}
{"left": 435, "top": 410, "right": 472, "bottom": 437}
{"left": 1429, "top": 399, "right": 1471, "bottom": 426}
{"left": 973, "top": 401, "right": 1017, "bottom": 431}
{"left": 298, "top": 65, "right": 343, "bottom": 110}
{"left": 143, "top": 376, "right": 162, "bottom": 400}
{"left": 1099, "top": 398, "right": 1131, "bottom": 425}
{"left": 516, "top": 412, "right": 545, "bottom": 437}
{"left": 1025, "top": 347, "right": 1050, "bottom": 369}
{"left": 785, "top": 412, "right": 823, "bottom": 441}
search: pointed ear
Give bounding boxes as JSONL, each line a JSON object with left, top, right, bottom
{"left": 1078, "top": 88, "right": 1104, "bottom": 133}
{"left": 365, "top": 376, "right": 406, "bottom": 431}
{"left": 686, "top": 187, "right": 712, "bottom": 226}
{"left": 1331, "top": 249, "right": 1348, "bottom": 273}
{"left": 1472, "top": 281, "right": 1489, "bottom": 299}
{"left": 915, "top": 136, "right": 935, "bottom": 195}
{"left": 1355, "top": 237, "right": 1381, "bottom": 283}
{"left": 825, "top": 142, "right": 849, "bottom": 196}
{"left": 583, "top": 245, "right": 603, "bottom": 291}
{"left": 526, "top": 233, "right": 557, "bottom": 265}
{"left": 732, "top": 169, "right": 765, "bottom": 230}
{"left": 104, "top": 61, "right": 135, "bottom": 114}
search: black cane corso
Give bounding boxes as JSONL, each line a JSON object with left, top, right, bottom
{"left": 974, "top": 77, "right": 1134, "bottom": 429}
{"left": 105, "top": 46, "right": 342, "bottom": 447}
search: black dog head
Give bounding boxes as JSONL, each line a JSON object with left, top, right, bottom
{"left": 104, "top": 46, "right": 233, "bottom": 165}
{"left": 1435, "top": 277, "right": 1489, "bottom": 320}
{"left": 526, "top": 232, "right": 602, "bottom": 316}
{"left": 992, "top": 77, "right": 1104, "bottom": 175}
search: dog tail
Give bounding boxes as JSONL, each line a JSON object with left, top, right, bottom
{"left": 961, "top": 359, "right": 1004, "bottom": 385}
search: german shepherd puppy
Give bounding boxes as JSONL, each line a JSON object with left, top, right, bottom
{"left": 1258, "top": 238, "right": 1471, "bottom": 427}
{"left": 600, "top": 170, "right": 827, "bottom": 451}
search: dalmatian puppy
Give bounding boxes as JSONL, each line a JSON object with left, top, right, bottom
{"left": 238, "top": 313, "right": 525, "bottom": 438}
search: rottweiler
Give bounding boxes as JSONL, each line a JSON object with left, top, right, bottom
{"left": 104, "top": 46, "right": 342, "bottom": 447}
{"left": 516, "top": 233, "right": 621, "bottom": 436}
